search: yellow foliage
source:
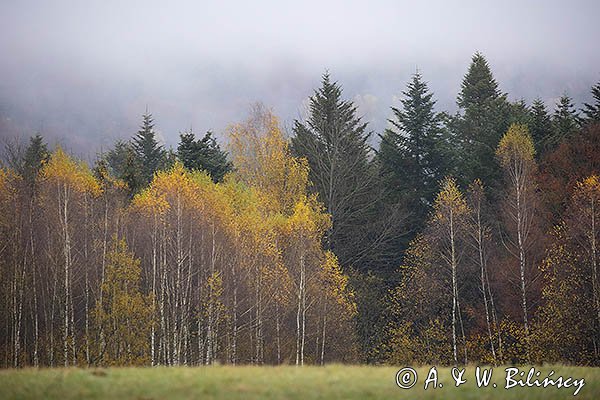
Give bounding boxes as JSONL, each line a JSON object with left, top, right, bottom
{"left": 228, "top": 108, "right": 310, "bottom": 214}
{"left": 321, "top": 251, "right": 356, "bottom": 315}
{"left": 496, "top": 123, "right": 535, "bottom": 167}
{"left": 42, "top": 147, "right": 102, "bottom": 197}
{"left": 286, "top": 196, "right": 331, "bottom": 239}
{"left": 433, "top": 176, "right": 468, "bottom": 222}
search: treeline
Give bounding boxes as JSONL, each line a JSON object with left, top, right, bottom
{"left": 1, "top": 52, "right": 600, "bottom": 367}
{"left": 0, "top": 109, "right": 356, "bottom": 367}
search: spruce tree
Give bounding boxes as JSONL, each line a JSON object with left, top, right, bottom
{"left": 549, "top": 93, "right": 581, "bottom": 149}
{"left": 508, "top": 99, "right": 532, "bottom": 126}
{"left": 530, "top": 98, "right": 554, "bottom": 156}
{"left": 177, "top": 130, "right": 232, "bottom": 182}
{"left": 582, "top": 81, "right": 600, "bottom": 123}
{"left": 457, "top": 52, "right": 501, "bottom": 110}
{"left": 378, "top": 71, "right": 448, "bottom": 227}
{"left": 453, "top": 52, "right": 509, "bottom": 189}
{"left": 291, "top": 72, "right": 375, "bottom": 268}
{"left": 22, "top": 134, "right": 50, "bottom": 189}
{"left": 132, "top": 112, "right": 166, "bottom": 186}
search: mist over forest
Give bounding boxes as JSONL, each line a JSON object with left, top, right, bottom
{"left": 1, "top": 1, "right": 599, "bottom": 155}
{"left": 2, "top": 0, "right": 600, "bottom": 370}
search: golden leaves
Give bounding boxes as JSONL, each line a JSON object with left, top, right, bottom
{"left": 42, "top": 147, "right": 102, "bottom": 197}
{"left": 496, "top": 123, "right": 535, "bottom": 167}
{"left": 433, "top": 176, "right": 468, "bottom": 222}
{"left": 227, "top": 107, "right": 310, "bottom": 214}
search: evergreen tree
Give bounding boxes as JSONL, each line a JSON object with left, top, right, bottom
{"left": 291, "top": 72, "right": 376, "bottom": 268}
{"left": 177, "top": 130, "right": 232, "bottom": 182}
{"left": 508, "top": 99, "right": 532, "bottom": 126}
{"left": 378, "top": 71, "right": 449, "bottom": 229}
{"left": 22, "top": 134, "right": 50, "bottom": 189}
{"left": 453, "top": 52, "right": 509, "bottom": 189}
{"left": 132, "top": 112, "right": 166, "bottom": 186}
{"left": 457, "top": 53, "right": 501, "bottom": 110}
{"left": 582, "top": 81, "right": 600, "bottom": 123}
{"left": 549, "top": 93, "right": 581, "bottom": 149}
{"left": 105, "top": 140, "right": 129, "bottom": 177}
{"left": 104, "top": 140, "right": 143, "bottom": 196}
{"left": 530, "top": 98, "right": 554, "bottom": 156}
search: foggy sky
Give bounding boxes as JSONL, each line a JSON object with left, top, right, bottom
{"left": 1, "top": 0, "right": 599, "bottom": 158}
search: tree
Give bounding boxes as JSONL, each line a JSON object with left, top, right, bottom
{"left": 466, "top": 180, "right": 499, "bottom": 363}
{"left": 104, "top": 140, "right": 143, "bottom": 196}
{"left": 531, "top": 177, "right": 600, "bottom": 364}
{"left": 93, "top": 238, "right": 153, "bottom": 366}
{"left": 496, "top": 124, "right": 538, "bottom": 355}
{"left": 132, "top": 112, "right": 166, "bottom": 186}
{"left": 549, "top": 93, "right": 581, "bottom": 149}
{"left": 384, "top": 177, "right": 471, "bottom": 366}
{"left": 457, "top": 53, "right": 501, "bottom": 111}
{"left": 453, "top": 52, "right": 509, "bottom": 189}
{"left": 40, "top": 147, "right": 101, "bottom": 366}
{"left": 568, "top": 176, "right": 600, "bottom": 335}
{"left": 529, "top": 98, "right": 554, "bottom": 157}
{"left": 177, "top": 130, "right": 232, "bottom": 182}
{"left": 582, "top": 81, "right": 600, "bottom": 123}
{"left": 291, "top": 73, "right": 376, "bottom": 268}
{"left": 378, "top": 71, "right": 449, "bottom": 228}
{"left": 431, "top": 177, "right": 469, "bottom": 364}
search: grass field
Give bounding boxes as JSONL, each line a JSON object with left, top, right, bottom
{"left": 0, "top": 364, "right": 598, "bottom": 399}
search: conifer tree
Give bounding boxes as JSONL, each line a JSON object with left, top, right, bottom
{"left": 549, "top": 93, "right": 581, "bottom": 149}
{"left": 530, "top": 98, "right": 554, "bottom": 156}
{"left": 291, "top": 72, "right": 376, "bottom": 267}
{"left": 177, "top": 130, "right": 232, "bottom": 182}
{"left": 378, "top": 71, "right": 449, "bottom": 227}
{"left": 454, "top": 52, "right": 509, "bottom": 188}
{"left": 132, "top": 112, "right": 166, "bottom": 186}
{"left": 22, "top": 134, "right": 50, "bottom": 189}
{"left": 105, "top": 141, "right": 143, "bottom": 197}
{"left": 583, "top": 81, "right": 600, "bottom": 123}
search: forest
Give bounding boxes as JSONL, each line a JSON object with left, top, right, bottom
{"left": 1, "top": 52, "right": 600, "bottom": 368}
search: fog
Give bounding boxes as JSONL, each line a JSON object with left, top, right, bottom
{"left": 1, "top": 0, "right": 599, "bottom": 157}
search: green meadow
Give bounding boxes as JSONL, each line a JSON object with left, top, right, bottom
{"left": 0, "top": 365, "right": 598, "bottom": 400}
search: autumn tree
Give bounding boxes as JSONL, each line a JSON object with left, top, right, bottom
{"left": 40, "top": 147, "right": 101, "bottom": 366}
{"left": 532, "top": 176, "right": 600, "bottom": 364}
{"left": 93, "top": 238, "right": 153, "bottom": 366}
{"left": 496, "top": 124, "right": 539, "bottom": 355}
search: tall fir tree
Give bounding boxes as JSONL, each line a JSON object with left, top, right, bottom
{"left": 378, "top": 71, "right": 449, "bottom": 231}
{"left": 104, "top": 140, "right": 143, "bottom": 197}
{"left": 291, "top": 72, "right": 376, "bottom": 268}
{"left": 293, "top": 73, "right": 409, "bottom": 362}
{"left": 549, "top": 93, "right": 581, "bottom": 149}
{"left": 132, "top": 112, "right": 166, "bottom": 186}
{"left": 453, "top": 52, "right": 509, "bottom": 190}
{"left": 22, "top": 134, "right": 50, "bottom": 190}
{"left": 582, "top": 81, "right": 600, "bottom": 123}
{"left": 530, "top": 98, "right": 554, "bottom": 157}
{"left": 508, "top": 99, "right": 532, "bottom": 126}
{"left": 177, "top": 130, "right": 232, "bottom": 182}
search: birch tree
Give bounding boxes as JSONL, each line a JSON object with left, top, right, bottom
{"left": 496, "top": 124, "right": 537, "bottom": 352}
